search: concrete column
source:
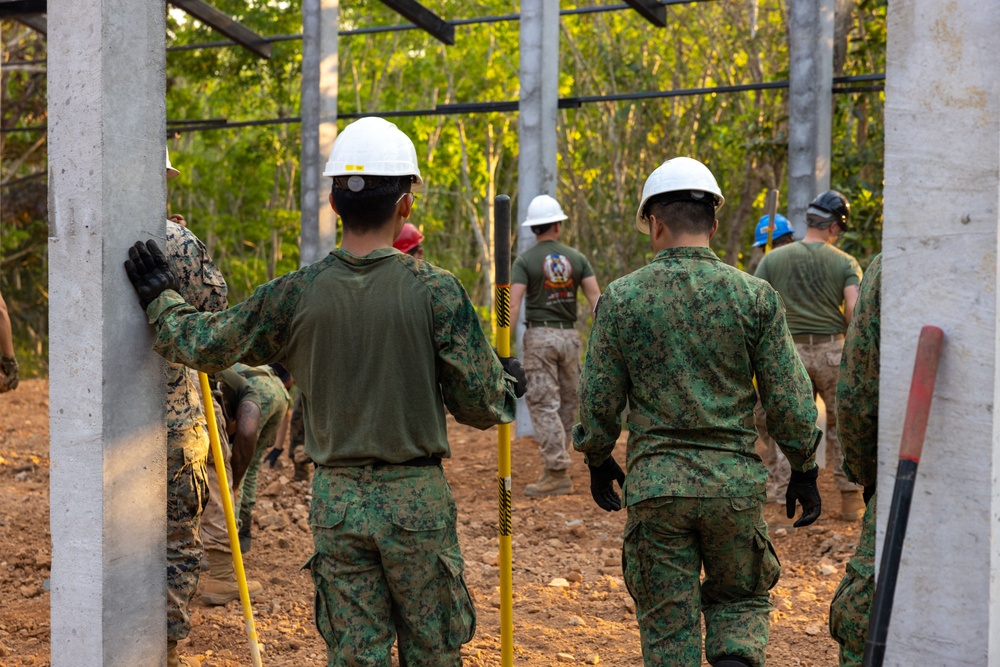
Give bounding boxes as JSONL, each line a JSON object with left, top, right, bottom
{"left": 515, "top": 0, "right": 560, "bottom": 436}
{"left": 787, "top": 0, "right": 833, "bottom": 237}
{"left": 300, "top": 0, "right": 339, "bottom": 265}
{"left": 880, "top": 1, "right": 999, "bottom": 664}
{"left": 48, "top": 1, "right": 167, "bottom": 664}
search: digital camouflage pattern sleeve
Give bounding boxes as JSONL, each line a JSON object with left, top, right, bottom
{"left": 422, "top": 262, "right": 518, "bottom": 429}
{"left": 836, "top": 253, "right": 881, "bottom": 487}
{"left": 146, "top": 256, "right": 333, "bottom": 374}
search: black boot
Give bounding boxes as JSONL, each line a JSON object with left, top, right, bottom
{"left": 238, "top": 521, "right": 251, "bottom": 553}
{"left": 714, "top": 657, "right": 752, "bottom": 667}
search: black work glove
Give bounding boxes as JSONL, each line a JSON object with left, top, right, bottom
{"left": 785, "top": 466, "right": 822, "bottom": 527}
{"left": 263, "top": 447, "right": 283, "bottom": 468}
{"left": 863, "top": 483, "right": 876, "bottom": 506}
{"left": 0, "top": 355, "right": 18, "bottom": 393}
{"left": 588, "top": 456, "right": 626, "bottom": 512}
{"left": 124, "top": 240, "right": 179, "bottom": 309}
{"left": 499, "top": 355, "right": 528, "bottom": 398}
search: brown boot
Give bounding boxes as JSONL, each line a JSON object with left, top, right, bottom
{"left": 200, "top": 549, "right": 263, "bottom": 606}
{"left": 167, "top": 641, "right": 199, "bottom": 667}
{"left": 524, "top": 469, "right": 573, "bottom": 498}
{"left": 840, "top": 490, "right": 865, "bottom": 519}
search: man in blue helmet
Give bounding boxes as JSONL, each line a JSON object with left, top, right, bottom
{"left": 754, "top": 191, "right": 864, "bottom": 519}
{"left": 746, "top": 213, "right": 794, "bottom": 275}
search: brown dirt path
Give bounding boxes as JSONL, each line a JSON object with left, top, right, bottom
{"left": 0, "top": 379, "right": 856, "bottom": 666}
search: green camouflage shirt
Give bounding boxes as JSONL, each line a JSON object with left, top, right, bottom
{"left": 836, "top": 254, "right": 881, "bottom": 487}
{"left": 145, "top": 246, "right": 517, "bottom": 466}
{"left": 164, "top": 221, "right": 228, "bottom": 434}
{"left": 573, "top": 246, "right": 820, "bottom": 503}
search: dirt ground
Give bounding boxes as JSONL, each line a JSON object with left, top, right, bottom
{"left": 0, "top": 379, "right": 858, "bottom": 666}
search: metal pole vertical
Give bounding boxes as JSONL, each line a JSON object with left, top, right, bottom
{"left": 494, "top": 194, "right": 514, "bottom": 666}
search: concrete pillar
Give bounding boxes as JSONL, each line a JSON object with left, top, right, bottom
{"left": 515, "top": 0, "right": 559, "bottom": 436}
{"left": 880, "top": 1, "right": 999, "bottom": 664}
{"left": 787, "top": 0, "right": 833, "bottom": 237}
{"left": 300, "top": 0, "right": 339, "bottom": 265}
{"left": 48, "top": 1, "right": 167, "bottom": 664}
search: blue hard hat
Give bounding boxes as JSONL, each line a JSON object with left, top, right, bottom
{"left": 753, "top": 213, "right": 794, "bottom": 247}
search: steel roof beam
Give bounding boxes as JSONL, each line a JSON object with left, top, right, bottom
{"left": 0, "top": 0, "right": 45, "bottom": 18}
{"left": 377, "top": 0, "right": 454, "bottom": 45}
{"left": 168, "top": 0, "right": 271, "bottom": 59}
{"left": 624, "top": 0, "right": 666, "bottom": 27}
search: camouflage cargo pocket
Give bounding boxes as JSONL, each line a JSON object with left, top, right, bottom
{"left": 437, "top": 545, "right": 476, "bottom": 649}
{"left": 751, "top": 525, "right": 781, "bottom": 594}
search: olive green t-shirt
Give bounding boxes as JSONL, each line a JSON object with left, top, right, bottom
{"left": 511, "top": 240, "right": 595, "bottom": 324}
{"left": 754, "top": 241, "right": 862, "bottom": 336}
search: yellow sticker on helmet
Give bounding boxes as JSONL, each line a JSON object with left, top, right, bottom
{"left": 344, "top": 165, "right": 365, "bottom": 172}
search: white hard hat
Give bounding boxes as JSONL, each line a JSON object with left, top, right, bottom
{"left": 635, "top": 157, "right": 724, "bottom": 234}
{"left": 323, "top": 117, "right": 423, "bottom": 191}
{"left": 521, "top": 194, "right": 568, "bottom": 227}
{"left": 166, "top": 147, "right": 179, "bottom": 179}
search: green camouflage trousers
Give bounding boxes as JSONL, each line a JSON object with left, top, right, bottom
{"left": 522, "top": 326, "right": 581, "bottom": 471}
{"left": 307, "top": 464, "right": 475, "bottom": 666}
{"left": 237, "top": 376, "right": 290, "bottom": 528}
{"left": 829, "top": 491, "right": 875, "bottom": 666}
{"left": 623, "top": 495, "right": 780, "bottom": 667}
{"left": 167, "top": 425, "right": 210, "bottom": 642}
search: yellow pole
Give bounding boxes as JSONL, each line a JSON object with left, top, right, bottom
{"left": 493, "top": 195, "right": 514, "bottom": 666}
{"left": 198, "top": 371, "right": 264, "bottom": 667}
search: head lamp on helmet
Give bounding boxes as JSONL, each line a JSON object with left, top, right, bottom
{"left": 807, "top": 190, "right": 850, "bottom": 230}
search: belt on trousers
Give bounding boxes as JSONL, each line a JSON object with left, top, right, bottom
{"left": 525, "top": 320, "right": 574, "bottom": 330}
{"left": 373, "top": 456, "right": 442, "bottom": 468}
{"left": 792, "top": 333, "right": 844, "bottom": 345}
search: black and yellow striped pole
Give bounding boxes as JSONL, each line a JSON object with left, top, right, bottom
{"left": 493, "top": 194, "right": 514, "bottom": 666}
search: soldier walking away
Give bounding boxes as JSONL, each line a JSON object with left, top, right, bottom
{"left": 754, "top": 190, "right": 865, "bottom": 518}
{"left": 509, "top": 194, "right": 601, "bottom": 498}
{"left": 124, "top": 116, "right": 527, "bottom": 666}
{"left": 573, "top": 157, "right": 822, "bottom": 667}
{"left": 829, "top": 254, "right": 882, "bottom": 666}
{"left": 0, "top": 289, "right": 19, "bottom": 393}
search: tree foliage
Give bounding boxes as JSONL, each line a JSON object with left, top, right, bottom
{"left": 0, "top": 0, "right": 886, "bottom": 374}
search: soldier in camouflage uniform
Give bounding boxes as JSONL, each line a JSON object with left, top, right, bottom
{"left": 287, "top": 393, "right": 313, "bottom": 481}
{"left": 125, "top": 116, "right": 527, "bottom": 666}
{"left": 829, "top": 254, "right": 881, "bottom": 666}
{"left": 509, "top": 194, "right": 601, "bottom": 497}
{"left": 573, "top": 158, "right": 822, "bottom": 667}
{"left": 162, "top": 219, "right": 228, "bottom": 667}
{"left": 232, "top": 362, "right": 291, "bottom": 551}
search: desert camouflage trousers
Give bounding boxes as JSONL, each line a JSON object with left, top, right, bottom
{"left": 522, "top": 326, "right": 581, "bottom": 471}
{"left": 167, "top": 425, "right": 210, "bottom": 642}
{"left": 201, "top": 395, "right": 236, "bottom": 553}
{"left": 829, "top": 492, "right": 875, "bottom": 666}
{"left": 795, "top": 340, "right": 857, "bottom": 492}
{"left": 623, "top": 495, "right": 780, "bottom": 667}
{"left": 307, "top": 464, "right": 475, "bottom": 666}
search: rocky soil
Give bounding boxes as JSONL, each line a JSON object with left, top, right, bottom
{"left": 0, "top": 379, "right": 857, "bottom": 666}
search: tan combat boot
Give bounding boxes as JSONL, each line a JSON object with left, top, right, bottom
{"left": 168, "top": 640, "right": 198, "bottom": 667}
{"left": 840, "top": 490, "right": 865, "bottom": 519}
{"left": 200, "top": 549, "right": 263, "bottom": 606}
{"left": 524, "top": 469, "right": 573, "bottom": 498}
